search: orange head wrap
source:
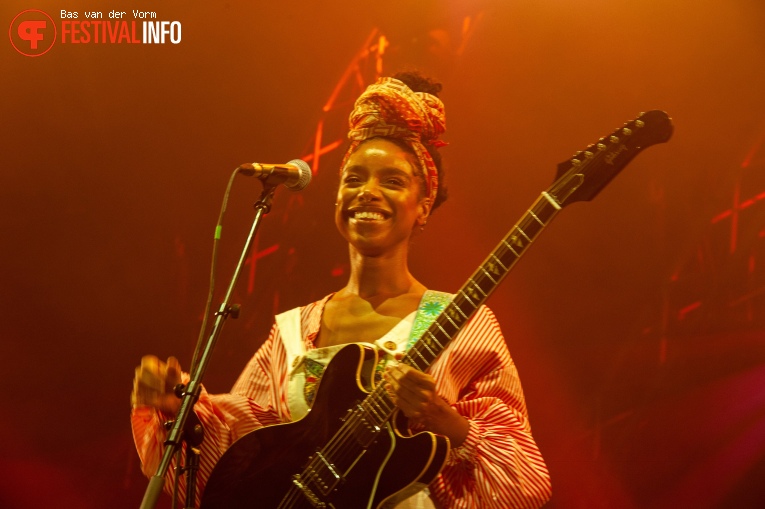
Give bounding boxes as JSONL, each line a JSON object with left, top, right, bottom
{"left": 340, "top": 77, "right": 446, "bottom": 205}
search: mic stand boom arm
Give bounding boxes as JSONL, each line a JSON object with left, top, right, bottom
{"left": 140, "top": 183, "right": 279, "bottom": 509}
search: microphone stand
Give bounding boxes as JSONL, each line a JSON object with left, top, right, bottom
{"left": 140, "top": 183, "right": 279, "bottom": 509}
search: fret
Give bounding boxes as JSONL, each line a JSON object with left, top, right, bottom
{"left": 464, "top": 286, "right": 481, "bottom": 304}
{"left": 410, "top": 347, "right": 428, "bottom": 369}
{"left": 516, "top": 226, "right": 532, "bottom": 243}
{"left": 458, "top": 289, "right": 477, "bottom": 309}
{"left": 494, "top": 244, "right": 519, "bottom": 268}
{"left": 433, "top": 320, "right": 453, "bottom": 341}
{"left": 437, "top": 313, "right": 460, "bottom": 337}
{"left": 461, "top": 282, "right": 482, "bottom": 308}
{"left": 471, "top": 274, "right": 494, "bottom": 295}
{"left": 440, "top": 309, "right": 461, "bottom": 333}
{"left": 480, "top": 266, "right": 498, "bottom": 285}
{"left": 470, "top": 278, "right": 487, "bottom": 297}
{"left": 484, "top": 253, "right": 509, "bottom": 277}
{"left": 419, "top": 345, "right": 436, "bottom": 364}
{"left": 502, "top": 238, "right": 521, "bottom": 257}
{"left": 445, "top": 303, "right": 466, "bottom": 326}
{"left": 528, "top": 209, "right": 545, "bottom": 226}
{"left": 524, "top": 194, "right": 560, "bottom": 235}
{"left": 448, "top": 302, "right": 469, "bottom": 321}
{"left": 519, "top": 217, "right": 543, "bottom": 240}
{"left": 419, "top": 345, "right": 436, "bottom": 365}
{"left": 425, "top": 330, "right": 444, "bottom": 350}
{"left": 452, "top": 294, "right": 477, "bottom": 319}
{"left": 420, "top": 339, "right": 437, "bottom": 358}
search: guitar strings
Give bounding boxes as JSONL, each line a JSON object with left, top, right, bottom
{"left": 279, "top": 372, "right": 403, "bottom": 506}
{"left": 286, "top": 343, "right": 442, "bottom": 506}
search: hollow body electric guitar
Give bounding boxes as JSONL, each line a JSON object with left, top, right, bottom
{"left": 200, "top": 111, "right": 674, "bottom": 509}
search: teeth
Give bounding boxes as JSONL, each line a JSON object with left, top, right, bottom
{"left": 354, "top": 211, "right": 384, "bottom": 220}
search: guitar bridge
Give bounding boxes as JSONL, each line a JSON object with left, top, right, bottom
{"left": 291, "top": 474, "right": 327, "bottom": 508}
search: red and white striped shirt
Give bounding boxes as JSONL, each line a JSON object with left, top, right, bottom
{"left": 132, "top": 294, "right": 552, "bottom": 508}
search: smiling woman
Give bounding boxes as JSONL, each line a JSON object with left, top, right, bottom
{"left": 131, "top": 73, "right": 552, "bottom": 509}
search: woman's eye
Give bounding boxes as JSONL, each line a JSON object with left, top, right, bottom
{"left": 386, "top": 178, "right": 405, "bottom": 186}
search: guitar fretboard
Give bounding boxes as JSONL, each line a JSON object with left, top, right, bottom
{"left": 403, "top": 191, "right": 562, "bottom": 373}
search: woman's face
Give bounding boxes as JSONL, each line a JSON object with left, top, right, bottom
{"left": 335, "top": 138, "right": 431, "bottom": 256}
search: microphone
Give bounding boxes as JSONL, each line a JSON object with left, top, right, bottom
{"left": 238, "top": 159, "right": 312, "bottom": 191}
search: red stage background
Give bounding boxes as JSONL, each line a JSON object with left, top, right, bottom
{"left": 1, "top": 1, "right": 764, "bottom": 507}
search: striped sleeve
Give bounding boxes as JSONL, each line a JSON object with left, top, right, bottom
{"left": 130, "top": 323, "right": 289, "bottom": 507}
{"left": 427, "top": 306, "right": 552, "bottom": 508}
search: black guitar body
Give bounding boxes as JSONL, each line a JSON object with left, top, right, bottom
{"left": 201, "top": 344, "right": 449, "bottom": 509}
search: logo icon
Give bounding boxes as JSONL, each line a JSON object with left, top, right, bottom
{"left": 9, "top": 10, "right": 56, "bottom": 57}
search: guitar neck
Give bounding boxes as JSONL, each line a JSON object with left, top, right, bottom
{"left": 355, "top": 191, "right": 562, "bottom": 432}
{"left": 401, "top": 191, "right": 562, "bottom": 372}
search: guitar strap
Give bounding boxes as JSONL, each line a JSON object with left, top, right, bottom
{"left": 406, "top": 290, "right": 454, "bottom": 352}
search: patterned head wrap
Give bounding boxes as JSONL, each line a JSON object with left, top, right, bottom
{"left": 340, "top": 77, "right": 446, "bottom": 205}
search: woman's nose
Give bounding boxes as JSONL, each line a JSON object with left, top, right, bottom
{"left": 358, "top": 182, "right": 381, "bottom": 201}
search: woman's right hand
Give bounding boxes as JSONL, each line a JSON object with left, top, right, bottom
{"left": 131, "top": 355, "right": 182, "bottom": 416}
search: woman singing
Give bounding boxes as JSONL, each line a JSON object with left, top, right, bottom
{"left": 132, "top": 72, "right": 552, "bottom": 508}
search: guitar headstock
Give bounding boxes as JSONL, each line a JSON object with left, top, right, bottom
{"left": 550, "top": 110, "right": 673, "bottom": 206}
